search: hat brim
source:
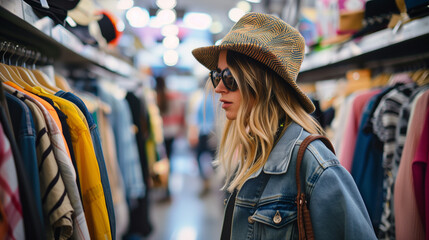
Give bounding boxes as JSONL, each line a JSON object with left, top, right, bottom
{"left": 192, "top": 45, "right": 316, "bottom": 113}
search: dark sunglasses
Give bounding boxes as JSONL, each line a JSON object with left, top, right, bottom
{"left": 209, "top": 68, "right": 238, "bottom": 91}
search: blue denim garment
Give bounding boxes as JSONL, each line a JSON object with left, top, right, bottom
{"left": 229, "top": 122, "right": 377, "bottom": 240}
{"left": 5, "top": 92, "right": 44, "bottom": 226}
{"left": 97, "top": 87, "right": 145, "bottom": 201}
{"left": 351, "top": 90, "right": 390, "bottom": 233}
{"left": 55, "top": 90, "right": 116, "bottom": 239}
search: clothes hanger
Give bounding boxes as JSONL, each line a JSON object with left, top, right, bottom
{"left": 54, "top": 73, "right": 73, "bottom": 92}
{"left": 0, "top": 43, "right": 30, "bottom": 89}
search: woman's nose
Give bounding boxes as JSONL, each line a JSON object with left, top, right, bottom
{"left": 214, "top": 80, "right": 227, "bottom": 93}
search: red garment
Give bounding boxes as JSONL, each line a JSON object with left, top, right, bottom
{"left": 412, "top": 103, "right": 429, "bottom": 239}
{"left": 339, "top": 89, "right": 381, "bottom": 172}
{"left": 0, "top": 122, "right": 25, "bottom": 239}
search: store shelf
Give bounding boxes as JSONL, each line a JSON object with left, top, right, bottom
{"left": 298, "top": 15, "right": 429, "bottom": 83}
{"left": 0, "top": 2, "right": 134, "bottom": 78}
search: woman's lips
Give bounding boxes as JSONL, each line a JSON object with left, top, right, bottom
{"left": 221, "top": 100, "right": 232, "bottom": 109}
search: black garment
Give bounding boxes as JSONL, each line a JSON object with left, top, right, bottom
{"left": 125, "top": 92, "right": 153, "bottom": 237}
{"left": 37, "top": 95, "right": 82, "bottom": 200}
{"left": 220, "top": 190, "right": 237, "bottom": 240}
{"left": 0, "top": 102, "right": 45, "bottom": 239}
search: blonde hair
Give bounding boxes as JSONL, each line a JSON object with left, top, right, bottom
{"left": 215, "top": 51, "right": 324, "bottom": 192}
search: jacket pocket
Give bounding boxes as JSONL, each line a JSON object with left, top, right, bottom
{"left": 251, "top": 201, "right": 298, "bottom": 239}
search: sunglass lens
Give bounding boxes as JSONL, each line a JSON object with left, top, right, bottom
{"left": 210, "top": 70, "right": 221, "bottom": 88}
{"left": 222, "top": 69, "right": 237, "bottom": 91}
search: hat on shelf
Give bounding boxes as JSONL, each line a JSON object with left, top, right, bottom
{"left": 352, "top": 0, "right": 400, "bottom": 38}
{"left": 192, "top": 12, "right": 315, "bottom": 113}
{"left": 24, "top": 0, "right": 81, "bottom": 25}
{"left": 96, "top": 10, "right": 123, "bottom": 47}
{"left": 68, "top": 0, "right": 101, "bottom": 26}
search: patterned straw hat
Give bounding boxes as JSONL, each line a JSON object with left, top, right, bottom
{"left": 192, "top": 12, "right": 315, "bottom": 113}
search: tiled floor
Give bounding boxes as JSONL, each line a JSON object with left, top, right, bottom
{"left": 145, "top": 137, "right": 225, "bottom": 240}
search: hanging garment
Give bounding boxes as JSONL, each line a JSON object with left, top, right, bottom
{"left": 37, "top": 95, "right": 81, "bottom": 197}
{"left": 125, "top": 91, "right": 153, "bottom": 237}
{"left": 339, "top": 89, "right": 381, "bottom": 172}
{"left": 30, "top": 86, "right": 111, "bottom": 240}
{"left": 351, "top": 92, "right": 385, "bottom": 234}
{"left": 55, "top": 90, "right": 116, "bottom": 239}
{"left": 4, "top": 92, "right": 44, "bottom": 226}
{"left": 98, "top": 86, "right": 145, "bottom": 202}
{"left": 0, "top": 121, "right": 25, "bottom": 240}
{"left": 394, "top": 90, "right": 429, "bottom": 240}
{"left": 0, "top": 85, "right": 45, "bottom": 240}
{"left": 412, "top": 104, "right": 429, "bottom": 236}
{"left": 3, "top": 84, "right": 91, "bottom": 240}
{"left": 372, "top": 83, "right": 418, "bottom": 238}
{"left": 96, "top": 99, "right": 129, "bottom": 240}
{"left": 10, "top": 92, "right": 74, "bottom": 239}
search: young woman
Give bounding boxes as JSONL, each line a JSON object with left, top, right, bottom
{"left": 192, "top": 12, "right": 377, "bottom": 239}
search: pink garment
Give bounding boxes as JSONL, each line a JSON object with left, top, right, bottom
{"left": 0, "top": 123, "right": 25, "bottom": 239}
{"left": 339, "top": 89, "right": 382, "bottom": 172}
{"left": 412, "top": 103, "right": 429, "bottom": 238}
{"left": 394, "top": 90, "right": 429, "bottom": 240}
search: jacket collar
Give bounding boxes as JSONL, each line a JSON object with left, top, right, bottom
{"left": 250, "top": 122, "right": 303, "bottom": 178}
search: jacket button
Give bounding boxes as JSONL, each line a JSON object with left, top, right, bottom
{"left": 273, "top": 210, "right": 282, "bottom": 224}
{"left": 248, "top": 216, "right": 255, "bottom": 224}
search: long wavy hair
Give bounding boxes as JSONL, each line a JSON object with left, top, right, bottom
{"left": 215, "top": 50, "right": 324, "bottom": 192}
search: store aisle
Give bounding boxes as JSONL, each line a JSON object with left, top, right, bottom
{"left": 146, "top": 137, "right": 225, "bottom": 240}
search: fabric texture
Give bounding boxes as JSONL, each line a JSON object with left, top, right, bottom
{"left": 5, "top": 84, "right": 92, "bottom": 240}
{"left": 192, "top": 12, "right": 315, "bottom": 113}
{"left": 339, "top": 89, "right": 381, "bottom": 171}
{"left": 30, "top": 87, "right": 111, "bottom": 240}
{"left": 56, "top": 90, "right": 116, "bottom": 239}
{"left": 0, "top": 122, "right": 25, "bottom": 240}
{"left": 412, "top": 103, "right": 429, "bottom": 234}
{"left": 372, "top": 83, "right": 417, "bottom": 238}
{"left": 394, "top": 90, "right": 429, "bottom": 240}
{"left": 5, "top": 92, "right": 44, "bottom": 226}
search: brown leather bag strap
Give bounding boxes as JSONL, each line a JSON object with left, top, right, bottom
{"left": 295, "top": 134, "right": 335, "bottom": 193}
{"left": 296, "top": 134, "right": 335, "bottom": 240}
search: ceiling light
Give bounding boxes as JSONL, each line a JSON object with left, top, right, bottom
{"left": 246, "top": 0, "right": 261, "bottom": 3}
{"left": 161, "top": 24, "right": 179, "bottom": 36}
{"left": 156, "top": 0, "right": 177, "bottom": 9}
{"left": 117, "top": 19, "right": 125, "bottom": 32}
{"left": 237, "top": 1, "right": 251, "bottom": 12}
{"left": 228, "top": 8, "right": 245, "bottom": 22}
{"left": 156, "top": 9, "right": 176, "bottom": 25}
{"left": 117, "top": 0, "right": 134, "bottom": 10}
{"left": 163, "top": 36, "right": 180, "bottom": 49}
{"left": 126, "top": 7, "right": 150, "bottom": 28}
{"left": 183, "top": 12, "right": 212, "bottom": 30}
{"left": 163, "top": 50, "right": 179, "bottom": 66}
{"left": 210, "top": 21, "right": 223, "bottom": 34}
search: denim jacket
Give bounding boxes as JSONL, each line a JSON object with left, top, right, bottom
{"left": 227, "top": 122, "right": 377, "bottom": 239}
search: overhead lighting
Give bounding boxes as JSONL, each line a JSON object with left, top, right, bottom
{"left": 163, "top": 50, "right": 179, "bottom": 66}
{"left": 237, "top": 1, "right": 252, "bottom": 12}
{"left": 246, "top": 0, "right": 261, "bottom": 3}
{"left": 117, "top": 0, "right": 134, "bottom": 10}
{"left": 228, "top": 8, "right": 246, "bottom": 22}
{"left": 210, "top": 21, "right": 223, "bottom": 34}
{"left": 183, "top": 12, "right": 212, "bottom": 30}
{"left": 126, "top": 7, "right": 150, "bottom": 27}
{"left": 162, "top": 36, "right": 180, "bottom": 49}
{"left": 117, "top": 19, "right": 125, "bottom": 32}
{"left": 156, "top": 0, "right": 177, "bottom": 9}
{"left": 156, "top": 9, "right": 176, "bottom": 26}
{"left": 161, "top": 24, "right": 179, "bottom": 36}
